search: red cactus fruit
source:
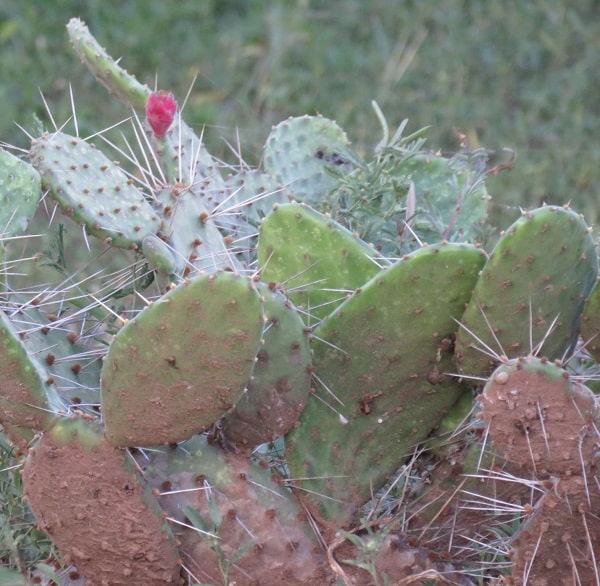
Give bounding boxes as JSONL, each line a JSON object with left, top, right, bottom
{"left": 145, "top": 91, "right": 177, "bottom": 137}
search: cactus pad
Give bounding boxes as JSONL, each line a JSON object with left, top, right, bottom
{"left": 23, "top": 417, "right": 180, "bottom": 585}
{"left": 141, "top": 435, "right": 326, "bottom": 585}
{"left": 220, "top": 282, "right": 312, "bottom": 449}
{"left": 455, "top": 206, "right": 598, "bottom": 377}
{"left": 286, "top": 242, "right": 487, "bottom": 526}
{"left": 263, "top": 115, "right": 350, "bottom": 205}
{"left": 67, "top": 18, "right": 150, "bottom": 110}
{"left": 0, "top": 309, "right": 66, "bottom": 446}
{"left": 224, "top": 170, "right": 291, "bottom": 227}
{"left": 0, "top": 149, "right": 41, "bottom": 239}
{"left": 479, "top": 357, "right": 599, "bottom": 476}
{"left": 155, "top": 185, "right": 238, "bottom": 275}
{"left": 30, "top": 132, "right": 162, "bottom": 249}
{"left": 101, "top": 272, "right": 264, "bottom": 446}
{"left": 479, "top": 357, "right": 600, "bottom": 583}
{"left": 6, "top": 302, "right": 101, "bottom": 409}
{"left": 258, "top": 203, "right": 387, "bottom": 322}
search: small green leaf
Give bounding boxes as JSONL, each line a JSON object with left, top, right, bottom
{"left": 229, "top": 539, "right": 256, "bottom": 566}
{"left": 207, "top": 494, "right": 222, "bottom": 531}
{"left": 182, "top": 505, "right": 218, "bottom": 539}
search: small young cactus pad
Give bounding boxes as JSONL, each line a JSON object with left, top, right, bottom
{"left": 30, "top": 132, "right": 162, "bottom": 249}
{"left": 67, "top": 17, "right": 151, "bottom": 110}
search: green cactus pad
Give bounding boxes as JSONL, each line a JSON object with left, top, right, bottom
{"left": 153, "top": 117, "right": 226, "bottom": 195}
{"left": 7, "top": 304, "right": 102, "bottom": 409}
{"left": 263, "top": 115, "right": 350, "bottom": 205}
{"left": 258, "top": 203, "right": 387, "bottom": 323}
{"left": 141, "top": 435, "right": 325, "bottom": 585}
{"left": 67, "top": 18, "right": 225, "bottom": 195}
{"left": 286, "top": 242, "right": 487, "bottom": 526}
{"left": 0, "top": 309, "right": 66, "bottom": 446}
{"left": 224, "top": 170, "right": 291, "bottom": 227}
{"left": 29, "top": 132, "right": 161, "bottom": 249}
{"left": 142, "top": 233, "right": 181, "bottom": 276}
{"left": 101, "top": 272, "right": 264, "bottom": 446}
{"left": 580, "top": 278, "right": 600, "bottom": 362}
{"left": 23, "top": 417, "right": 180, "bottom": 585}
{"left": 155, "top": 185, "right": 240, "bottom": 275}
{"left": 220, "top": 282, "right": 312, "bottom": 449}
{"left": 455, "top": 206, "right": 598, "bottom": 377}
{"left": 0, "top": 149, "right": 42, "bottom": 239}
{"left": 67, "top": 18, "right": 150, "bottom": 110}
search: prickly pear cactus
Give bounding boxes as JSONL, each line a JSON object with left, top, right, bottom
{"left": 30, "top": 132, "right": 162, "bottom": 250}
{"left": 219, "top": 280, "right": 312, "bottom": 450}
{"left": 101, "top": 272, "right": 265, "bottom": 446}
{"left": 263, "top": 115, "right": 351, "bottom": 205}
{"left": 0, "top": 149, "right": 41, "bottom": 240}
{"left": 140, "top": 435, "right": 327, "bottom": 585}
{"left": 4, "top": 14, "right": 600, "bottom": 586}
{"left": 0, "top": 308, "right": 65, "bottom": 447}
{"left": 223, "top": 169, "right": 291, "bottom": 227}
{"left": 479, "top": 357, "right": 600, "bottom": 585}
{"left": 258, "top": 202, "right": 388, "bottom": 322}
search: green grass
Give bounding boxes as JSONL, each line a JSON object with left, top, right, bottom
{"left": 2, "top": 0, "right": 599, "bottom": 222}
{"left": 0, "top": 434, "right": 56, "bottom": 582}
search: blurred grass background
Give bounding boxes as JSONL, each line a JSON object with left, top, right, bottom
{"left": 1, "top": 0, "right": 599, "bottom": 224}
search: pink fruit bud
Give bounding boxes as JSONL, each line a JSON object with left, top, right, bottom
{"left": 145, "top": 91, "right": 177, "bottom": 137}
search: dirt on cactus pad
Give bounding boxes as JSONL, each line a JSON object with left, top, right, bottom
{"left": 22, "top": 422, "right": 181, "bottom": 585}
{"left": 480, "top": 361, "right": 600, "bottom": 585}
